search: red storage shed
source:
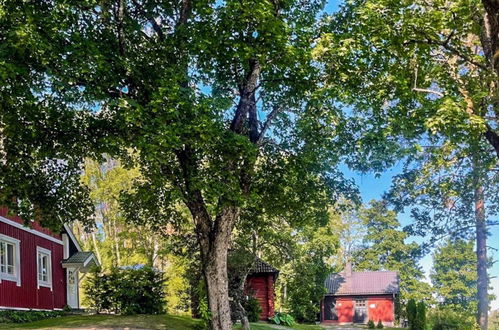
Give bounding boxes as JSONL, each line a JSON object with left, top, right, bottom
{"left": 321, "top": 263, "right": 399, "bottom": 326}
{"left": 245, "top": 258, "right": 279, "bottom": 320}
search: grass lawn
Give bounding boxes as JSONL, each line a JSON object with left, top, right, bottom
{"left": 234, "top": 322, "right": 323, "bottom": 330}
{"left": 0, "top": 314, "right": 324, "bottom": 330}
{"left": 0, "top": 314, "right": 201, "bottom": 329}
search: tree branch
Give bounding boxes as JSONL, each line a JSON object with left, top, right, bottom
{"left": 257, "top": 106, "right": 281, "bottom": 144}
{"left": 407, "top": 38, "right": 488, "bottom": 71}
{"left": 412, "top": 87, "right": 444, "bottom": 98}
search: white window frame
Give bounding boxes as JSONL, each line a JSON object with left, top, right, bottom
{"left": 0, "top": 234, "right": 21, "bottom": 286}
{"left": 36, "top": 246, "right": 52, "bottom": 291}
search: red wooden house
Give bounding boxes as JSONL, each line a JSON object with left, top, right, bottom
{"left": 0, "top": 208, "right": 98, "bottom": 311}
{"left": 245, "top": 258, "right": 279, "bottom": 320}
{"left": 321, "top": 263, "right": 399, "bottom": 326}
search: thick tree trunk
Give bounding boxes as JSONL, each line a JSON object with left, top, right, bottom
{"left": 194, "top": 206, "right": 239, "bottom": 330}
{"left": 204, "top": 245, "right": 232, "bottom": 330}
{"left": 474, "top": 184, "right": 488, "bottom": 330}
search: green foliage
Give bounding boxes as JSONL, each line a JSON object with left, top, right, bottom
{"left": 194, "top": 280, "right": 211, "bottom": 330}
{"left": 164, "top": 254, "right": 191, "bottom": 315}
{"left": 83, "top": 266, "right": 165, "bottom": 315}
{"left": 285, "top": 224, "right": 337, "bottom": 323}
{"left": 367, "top": 319, "right": 375, "bottom": 328}
{"left": 489, "top": 310, "right": 499, "bottom": 330}
{"left": 431, "top": 240, "right": 478, "bottom": 314}
{"left": 0, "top": 310, "right": 65, "bottom": 324}
{"left": 407, "top": 299, "right": 417, "bottom": 329}
{"left": 244, "top": 296, "right": 262, "bottom": 323}
{"left": 377, "top": 320, "right": 384, "bottom": 329}
{"left": 353, "top": 201, "right": 431, "bottom": 313}
{"left": 414, "top": 302, "right": 426, "bottom": 330}
{"left": 427, "top": 307, "right": 479, "bottom": 330}
{"left": 1, "top": 0, "right": 357, "bottom": 325}
{"left": 269, "top": 313, "right": 295, "bottom": 327}
{"left": 407, "top": 300, "right": 426, "bottom": 330}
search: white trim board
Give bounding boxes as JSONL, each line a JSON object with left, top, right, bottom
{"left": 0, "top": 216, "right": 63, "bottom": 245}
{"left": 63, "top": 224, "right": 82, "bottom": 252}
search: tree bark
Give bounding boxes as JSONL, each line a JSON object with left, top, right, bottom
{"left": 91, "top": 231, "right": 102, "bottom": 265}
{"left": 196, "top": 206, "right": 239, "bottom": 330}
{"left": 474, "top": 183, "right": 488, "bottom": 330}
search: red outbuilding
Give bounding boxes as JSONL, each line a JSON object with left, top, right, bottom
{"left": 0, "top": 208, "right": 98, "bottom": 311}
{"left": 321, "top": 263, "right": 399, "bottom": 326}
{"left": 245, "top": 258, "right": 279, "bottom": 320}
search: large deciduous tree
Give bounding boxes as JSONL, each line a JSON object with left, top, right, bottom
{"left": 1, "top": 1, "right": 353, "bottom": 328}
{"left": 318, "top": 1, "right": 499, "bottom": 327}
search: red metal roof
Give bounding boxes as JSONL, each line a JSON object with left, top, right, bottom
{"left": 325, "top": 270, "right": 399, "bottom": 295}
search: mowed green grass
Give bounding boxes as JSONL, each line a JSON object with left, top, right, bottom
{"left": 234, "top": 322, "right": 323, "bottom": 330}
{"left": 0, "top": 313, "right": 325, "bottom": 330}
{"left": 0, "top": 314, "right": 201, "bottom": 329}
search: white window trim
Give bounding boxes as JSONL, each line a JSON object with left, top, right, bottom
{"left": 36, "top": 246, "right": 52, "bottom": 291}
{"left": 0, "top": 234, "right": 21, "bottom": 287}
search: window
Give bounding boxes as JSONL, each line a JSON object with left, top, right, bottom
{"left": 0, "top": 234, "right": 20, "bottom": 286}
{"left": 355, "top": 299, "right": 366, "bottom": 307}
{"left": 37, "top": 247, "right": 52, "bottom": 290}
{"left": 0, "top": 241, "right": 15, "bottom": 275}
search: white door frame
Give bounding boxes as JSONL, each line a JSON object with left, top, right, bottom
{"left": 66, "top": 268, "right": 79, "bottom": 309}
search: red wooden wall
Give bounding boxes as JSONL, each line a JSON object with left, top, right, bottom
{"left": 246, "top": 274, "right": 275, "bottom": 320}
{"left": 367, "top": 296, "right": 395, "bottom": 323}
{"left": 321, "top": 295, "right": 394, "bottom": 324}
{"left": 0, "top": 210, "right": 66, "bottom": 310}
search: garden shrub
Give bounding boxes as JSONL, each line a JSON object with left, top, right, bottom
{"left": 243, "top": 295, "right": 262, "bottom": 322}
{"left": 427, "top": 308, "right": 479, "bottom": 330}
{"left": 415, "top": 301, "right": 426, "bottom": 330}
{"left": 406, "top": 299, "right": 428, "bottom": 330}
{"left": 407, "top": 299, "right": 417, "bottom": 329}
{"left": 377, "top": 320, "right": 384, "bottom": 328}
{"left": 0, "top": 310, "right": 65, "bottom": 323}
{"left": 367, "top": 319, "right": 375, "bottom": 328}
{"left": 269, "top": 312, "right": 295, "bottom": 326}
{"left": 83, "top": 265, "right": 165, "bottom": 315}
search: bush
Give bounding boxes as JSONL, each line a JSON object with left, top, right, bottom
{"left": 407, "top": 299, "right": 426, "bottom": 330}
{"left": 0, "top": 310, "right": 65, "bottom": 324}
{"left": 428, "top": 308, "right": 479, "bottom": 330}
{"left": 83, "top": 265, "right": 165, "bottom": 315}
{"left": 407, "top": 299, "right": 417, "bottom": 329}
{"left": 415, "top": 301, "right": 426, "bottom": 330}
{"left": 243, "top": 296, "right": 262, "bottom": 322}
{"left": 269, "top": 312, "right": 295, "bottom": 327}
{"left": 367, "top": 319, "right": 375, "bottom": 328}
{"left": 377, "top": 320, "right": 384, "bottom": 328}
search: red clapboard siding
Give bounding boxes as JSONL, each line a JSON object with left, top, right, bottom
{"left": 246, "top": 274, "right": 275, "bottom": 320}
{"left": 321, "top": 295, "right": 395, "bottom": 325}
{"left": 367, "top": 295, "right": 394, "bottom": 323}
{"left": 0, "top": 208, "right": 62, "bottom": 240}
{"left": 0, "top": 216, "right": 66, "bottom": 310}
